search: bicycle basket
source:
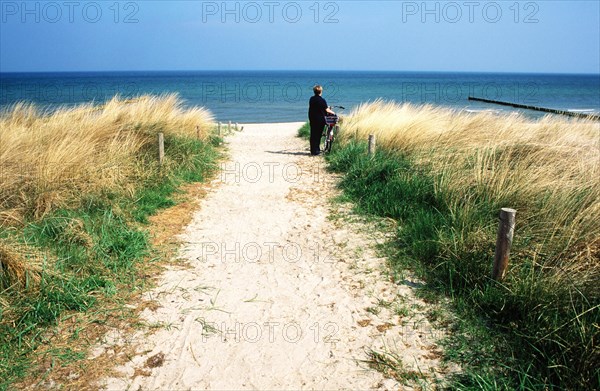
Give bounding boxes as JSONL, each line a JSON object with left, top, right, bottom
{"left": 324, "top": 114, "right": 338, "bottom": 125}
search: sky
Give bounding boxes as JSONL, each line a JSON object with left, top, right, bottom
{"left": 0, "top": 0, "right": 599, "bottom": 73}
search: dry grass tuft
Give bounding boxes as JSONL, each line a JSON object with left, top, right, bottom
{"left": 336, "top": 100, "right": 600, "bottom": 386}
{"left": 0, "top": 241, "right": 42, "bottom": 290}
{"left": 0, "top": 94, "right": 214, "bottom": 224}
{"left": 341, "top": 100, "right": 599, "bottom": 276}
{"left": 0, "top": 94, "right": 218, "bottom": 389}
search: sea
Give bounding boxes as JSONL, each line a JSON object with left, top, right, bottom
{"left": 1, "top": 71, "right": 599, "bottom": 123}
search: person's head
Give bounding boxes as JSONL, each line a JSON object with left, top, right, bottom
{"left": 313, "top": 85, "right": 323, "bottom": 96}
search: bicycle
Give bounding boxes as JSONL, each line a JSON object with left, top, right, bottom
{"left": 323, "top": 105, "right": 345, "bottom": 154}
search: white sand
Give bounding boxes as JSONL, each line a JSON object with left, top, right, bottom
{"left": 99, "top": 123, "right": 445, "bottom": 390}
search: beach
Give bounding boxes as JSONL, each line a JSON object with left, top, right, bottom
{"left": 1, "top": 97, "right": 597, "bottom": 389}
{"left": 2, "top": 0, "right": 598, "bottom": 387}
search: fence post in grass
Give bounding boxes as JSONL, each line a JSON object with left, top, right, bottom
{"left": 492, "top": 208, "right": 517, "bottom": 281}
{"left": 228, "top": 121, "right": 231, "bottom": 134}
{"left": 158, "top": 132, "right": 165, "bottom": 166}
{"left": 196, "top": 125, "right": 200, "bottom": 140}
{"left": 368, "top": 134, "right": 376, "bottom": 156}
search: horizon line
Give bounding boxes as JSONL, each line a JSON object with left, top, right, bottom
{"left": 1, "top": 69, "right": 599, "bottom": 76}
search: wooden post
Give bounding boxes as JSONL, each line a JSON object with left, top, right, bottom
{"left": 235, "top": 122, "right": 239, "bottom": 131}
{"left": 368, "top": 134, "right": 376, "bottom": 156}
{"left": 228, "top": 121, "right": 231, "bottom": 133}
{"left": 196, "top": 125, "right": 200, "bottom": 139}
{"left": 158, "top": 132, "right": 165, "bottom": 166}
{"left": 492, "top": 208, "right": 516, "bottom": 281}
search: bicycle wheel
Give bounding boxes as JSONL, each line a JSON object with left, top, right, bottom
{"left": 326, "top": 125, "right": 337, "bottom": 153}
{"left": 330, "top": 124, "right": 338, "bottom": 151}
{"left": 321, "top": 126, "right": 329, "bottom": 153}
{"left": 324, "top": 128, "right": 333, "bottom": 153}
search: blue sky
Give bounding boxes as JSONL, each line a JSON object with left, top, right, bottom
{"left": 1, "top": 0, "right": 599, "bottom": 73}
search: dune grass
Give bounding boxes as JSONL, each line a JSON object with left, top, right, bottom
{"left": 0, "top": 94, "right": 219, "bottom": 388}
{"left": 325, "top": 100, "right": 599, "bottom": 389}
{"left": 0, "top": 93, "right": 214, "bottom": 224}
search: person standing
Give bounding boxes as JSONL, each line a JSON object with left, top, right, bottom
{"left": 308, "top": 85, "right": 335, "bottom": 156}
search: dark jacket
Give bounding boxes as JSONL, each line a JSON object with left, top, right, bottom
{"left": 308, "top": 95, "right": 328, "bottom": 125}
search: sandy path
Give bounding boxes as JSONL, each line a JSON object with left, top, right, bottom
{"left": 100, "top": 123, "right": 444, "bottom": 390}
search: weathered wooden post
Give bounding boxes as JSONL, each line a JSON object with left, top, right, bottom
{"left": 158, "top": 132, "right": 165, "bottom": 166}
{"left": 368, "top": 134, "right": 376, "bottom": 156}
{"left": 228, "top": 121, "right": 231, "bottom": 133}
{"left": 196, "top": 125, "right": 200, "bottom": 140}
{"left": 235, "top": 122, "right": 239, "bottom": 131}
{"left": 492, "top": 208, "right": 516, "bottom": 281}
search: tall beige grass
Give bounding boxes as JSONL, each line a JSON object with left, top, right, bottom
{"left": 0, "top": 94, "right": 214, "bottom": 225}
{"left": 341, "top": 100, "right": 599, "bottom": 288}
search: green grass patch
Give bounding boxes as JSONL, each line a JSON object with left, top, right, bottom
{"left": 0, "top": 133, "right": 221, "bottom": 390}
{"left": 297, "top": 122, "right": 310, "bottom": 139}
{"left": 324, "top": 139, "right": 599, "bottom": 390}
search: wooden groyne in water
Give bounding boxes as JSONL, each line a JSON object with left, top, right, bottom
{"left": 468, "top": 96, "right": 600, "bottom": 120}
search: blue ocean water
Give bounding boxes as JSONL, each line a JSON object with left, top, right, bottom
{"left": 1, "top": 71, "right": 599, "bottom": 122}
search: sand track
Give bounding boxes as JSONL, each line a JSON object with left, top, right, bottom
{"left": 100, "top": 123, "right": 445, "bottom": 390}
